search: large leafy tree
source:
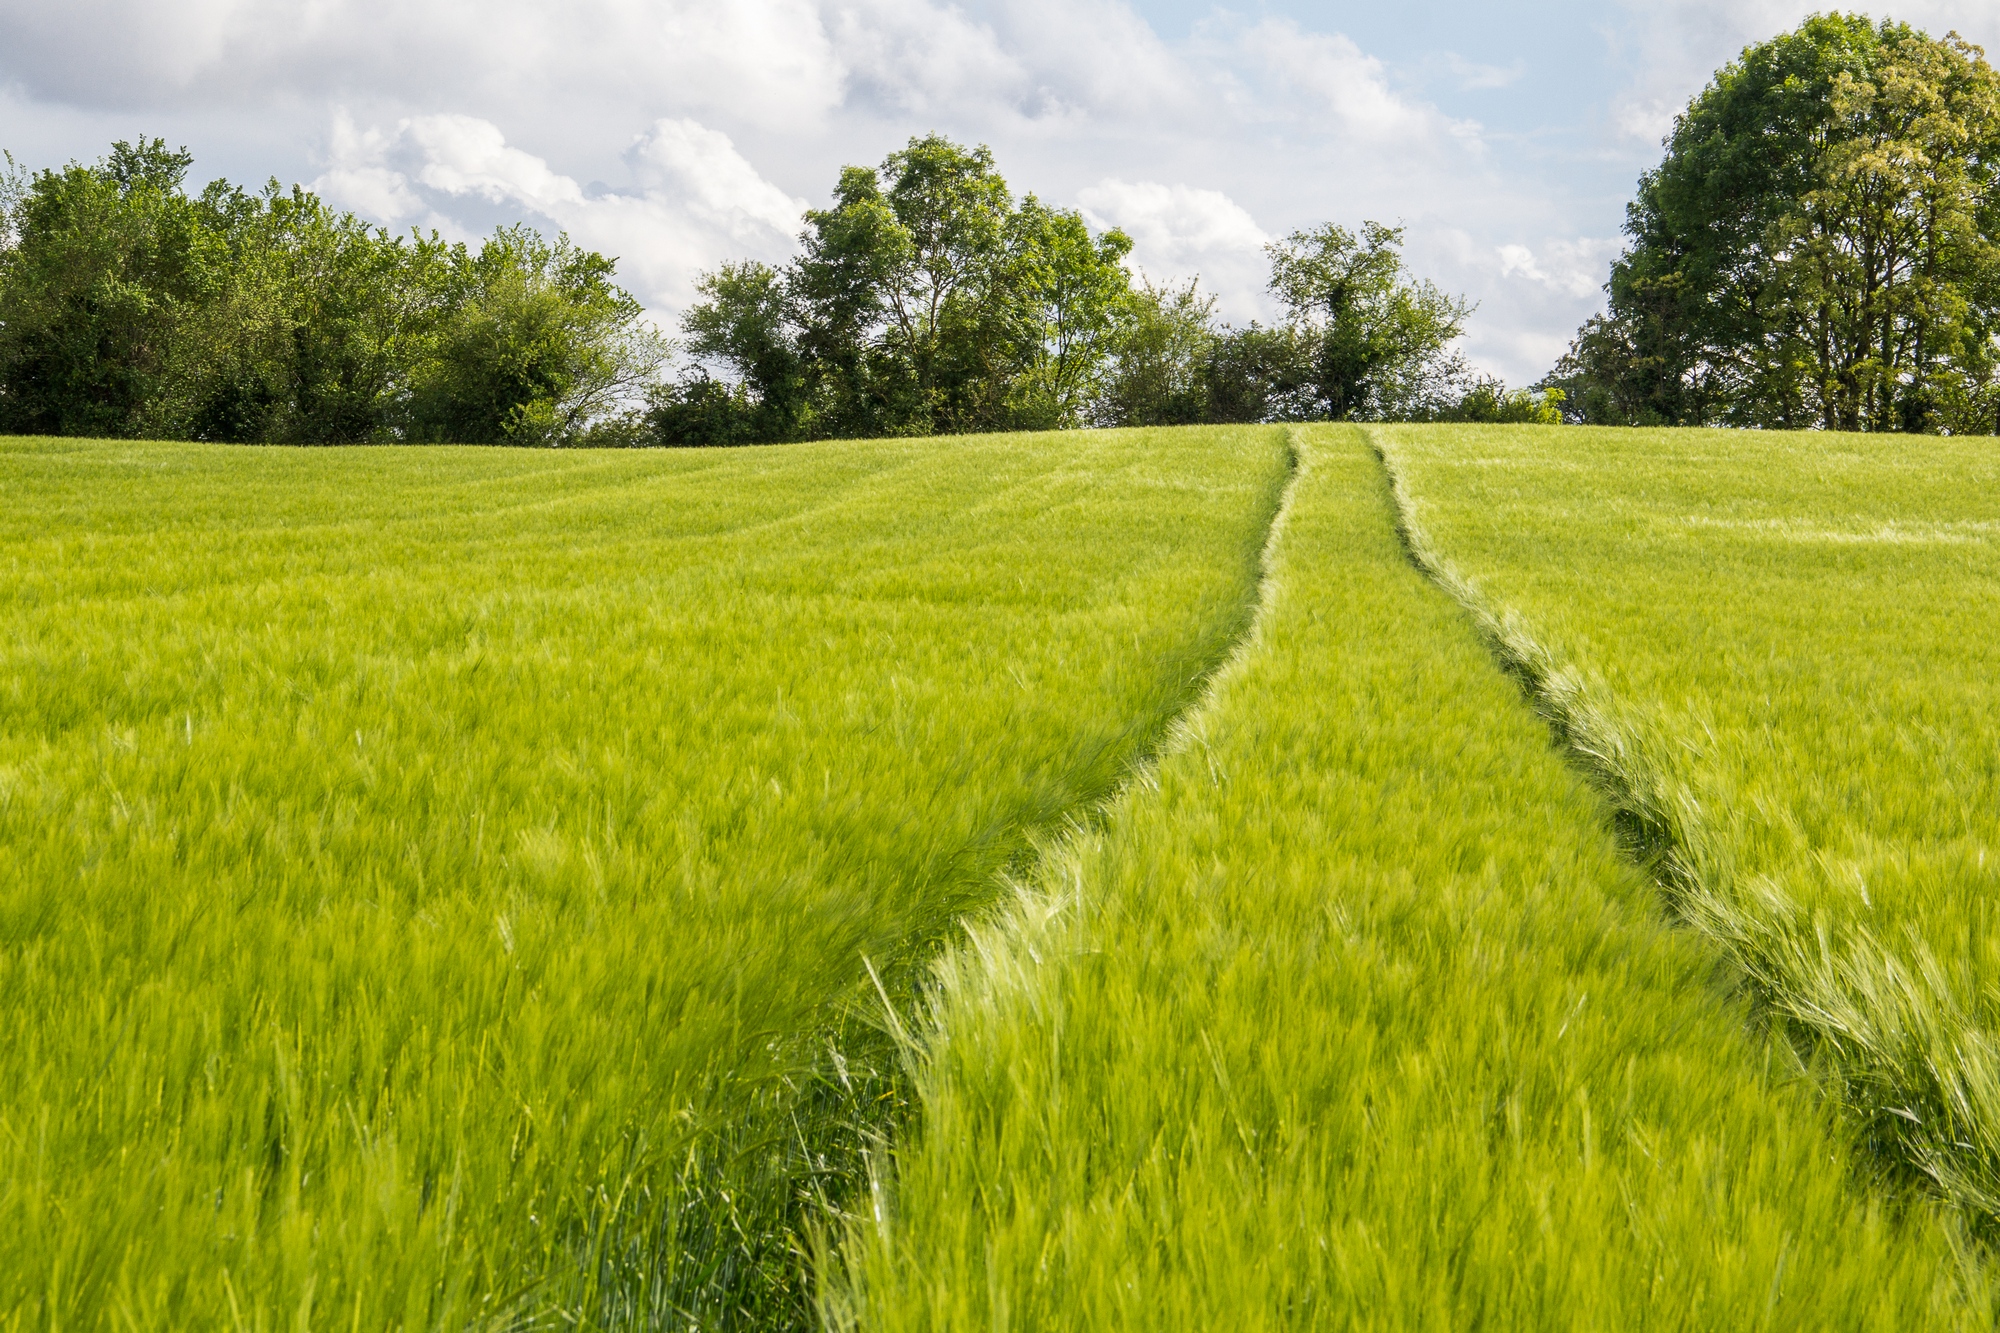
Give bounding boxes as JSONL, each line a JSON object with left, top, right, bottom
{"left": 1178, "top": 222, "right": 1473, "bottom": 426}
{"left": 1095, "top": 276, "right": 1218, "bottom": 427}
{"left": 991, "top": 198, "right": 1134, "bottom": 428}
{"left": 671, "top": 135, "right": 1133, "bottom": 441}
{"left": 1263, "top": 221, "right": 1472, "bottom": 421}
{"left": 0, "top": 140, "right": 659, "bottom": 443}
{"left": 1552, "top": 15, "right": 2000, "bottom": 432}
{"left": 407, "top": 227, "right": 667, "bottom": 446}
{"left": 0, "top": 140, "right": 211, "bottom": 437}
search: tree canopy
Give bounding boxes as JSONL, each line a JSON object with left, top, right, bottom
{"left": 1547, "top": 15, "right": 2000, "bottom": 434}
{"left": 667, "top": 140, "right": 1529, "bottom": 444}
{"left": 0, "top": 140, "right": 663, "bottom": 444}
{"left": 663, "top": 135, "right": 1136, "bottom": 442}
{"left": 0, "top": 133, "right": 1527, "bottom": 445}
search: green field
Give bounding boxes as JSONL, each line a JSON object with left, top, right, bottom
{"left": 4, "top": 422, "right": 1998, "bottom": 1328}
{"left": 0, "top": 430, "right": 1287, "bottom": 1328}
{"left": 831, "top": 426, "right": 1986, "bottom": 1330}
{"left": 1374, "top": 423, "right": 2000, "bottom": 1230}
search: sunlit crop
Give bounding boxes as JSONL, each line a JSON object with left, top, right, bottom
{"left": 0, "top": 427, "right": 1288, "bottom": 1330}
{"left": 831, "top": 425, "right": 1986, "bottom": 1331}
{"left": 1374, "top": 422, "right": 2000, "bottom": 1233}
{"left": 9, "top": 419, "right": 1996, "bottom": 1331}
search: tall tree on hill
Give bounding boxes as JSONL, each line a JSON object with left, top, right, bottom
{"left": 1264, "top": 221, "right": 1473, "bottom": 421}
{"left": 407, "top": 226, "right": 667, "bottom": 446}
{"left": 995, "top": 198, "right": 1135, "bottom": 428}
{"left": 1547, "top": 15, "right": 2000, "bottom": 433}
{"left": 1095, "top": 276, "right": 1219, "bottom": 427}
{"left": 0, "top": 140, "right": 207, "bottom": 437}
{"left": 667, "top": 134, "right": 1133, "bottom": 442}
{"left": 1184, "top": 223, "right": 1476, "bottom": 425}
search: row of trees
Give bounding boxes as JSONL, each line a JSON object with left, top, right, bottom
{"left": 0, "top": 133, "right": 1554, "bottom": 446}
{"left": 1547, "top": 14, "right": 2000, "bottom": 434}
{"left": 0, "top": 140, "right": 664, "bottom": 444}
{"left": 663, "top": 136, "right": 1559, "bottom": 444}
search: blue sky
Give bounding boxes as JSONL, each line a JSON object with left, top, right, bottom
{"left": 3, "top": 0, "right": 1997, "bottom": 383}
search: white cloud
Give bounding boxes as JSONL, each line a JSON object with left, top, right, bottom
{"left": 313, "top": 114, "right": 806, "bottom": 313}
{"left": 1496, "top": 238, "right": 1623, "bottom": 300}
{"left": 316, "top": 114, "right": 434, "bottom": 229}
{"left": 1079, "top": 180, "right": 1268, "bottom": 263}
{"left": 1237, "top": 19, "right": 1480, "bottom": 147}
{"left": 0, "top": 0, "right": 849, "bottom": 130}
{"left": 404, "top": 116, "right": 590, "bottom": 216}
{"left": 1077, "top": 178, "right": 1273, "bottom": 321}
{"left": 631, "top": 120, "right": 806, "bottom": 241}
{"left": 829, "top": 0, "right": 1029, "bottom": 117}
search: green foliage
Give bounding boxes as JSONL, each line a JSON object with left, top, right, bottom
{"left": 995, "top": 199, "right": 1133, "bottom": 429}
{"left": 0, "top": 139, "right": 207, "bottom": 436}
{"left": 1378, "top": 419, "right": 2000, "bottom": 1238}
{"left": 1425, "top": 376, "right": 1566, "bottom": 424}
{"left": 673, "top": 136, "right": 1133, "bottom": 443}
{"left": 1, "top": 136, "right": 1516, "bottom": 446}
{"left": 0, "top": 425, "right": 1288, "bottom": 1330}
{"left": 407, "top": 227, "right": 667, "bottom": 446}
{"left": 1103, "top": 224, "right": 1489, "bottom": 430}
{"left": 645, "top": 371, "right": 768, "bottom": 447}
{"left": 1095, "top": 276, "right": 1217, "bottom": 427}
{"left": 677, "top": 260, "right": 809, "bottom": 441}
{"left": 833, "top": 426, "right": 1983, "bottom": 1331}
{"left": 1263, "top": 221, "right": 1473, "bottom": 420}
{"left": 154, "top": 183, "right": 458, "bottom": 444}
{"left": 678, "top": 144, "right": 1496, "bottom": 442}
{"left": 1555, "top": 15, "right": 2000, "bottom": 432}
{"left": 0, "top": 141, "right": 661, "bottom": 444}
{"left": 1199, "top": 322, "right": 1300, "bottom": 424}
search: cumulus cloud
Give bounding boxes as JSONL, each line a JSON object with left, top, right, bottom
{"left": 1078, "top": 178, "right": 1273, "bottom": 319}
{"left": 0, "top": 0, "right": 848, "bottom": 129}
{"left": 1496, "top": 238, "right": 1624, "bottom": 300}
{"left": 828, "top": 0, "right": 1028, "bottom": 118}
{"left": 630, "top": 121, "right": 806, "bottom": 240}
{"left": 317, "top": 116, "right": 436, "bottom": 230}
{"left": 1079, "top": 180, "right": 1268, "bottom": 265}
{"left": 1237, "top": 19, "right": 1479, "bottom": 147}
{"left": 313, "top": 114, "right": 807, "bottom": 311}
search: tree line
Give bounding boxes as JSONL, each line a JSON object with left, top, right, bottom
{"left": 0, "top": 136, "right": 1556, "bottom": 446}
{"left": 5, "top": 12, "right": 1992, "bottom": 445}
{"left": 660, "top": 136, "right": 1559, "bottom": 442}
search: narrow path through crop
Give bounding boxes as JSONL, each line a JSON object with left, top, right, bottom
{"left": 1370, "top": 422, "right": 2000, "bottom": 1241}
{"left": 0, "top": 427, "right": 1294, "bottom": 1333}
{"left": 788, "top": 430, "right": 1304, "bottom": 1314}
{"left": 831, "top": 425, "right": 1985, "bottom": 1331}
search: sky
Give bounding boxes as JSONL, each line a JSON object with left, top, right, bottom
{"left": 3, "top": 1, "right": 1998, "bottom": 384}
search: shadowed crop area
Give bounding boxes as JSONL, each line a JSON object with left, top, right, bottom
{"left": 0, "top": 427, "right": 1289, "bottom": 1330}
{"left": 831, "top": 425, "right": 1989, "bottom": 1330}
{"left": 1374, "top": 423, "right": 2000, "bottom": 1236}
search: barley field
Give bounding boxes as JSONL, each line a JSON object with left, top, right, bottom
{"left": 1374, "top": 422, "right": 2000, "bottom": 1234}
{"left": 4, "top": 422, "right": 1998, "bottom": 1330}
{"left": 831, "top": 425, "right": 1988, "bottom": 1331}
{"left": 0, "top": 428, "right": 1286, "bottom": 1330}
